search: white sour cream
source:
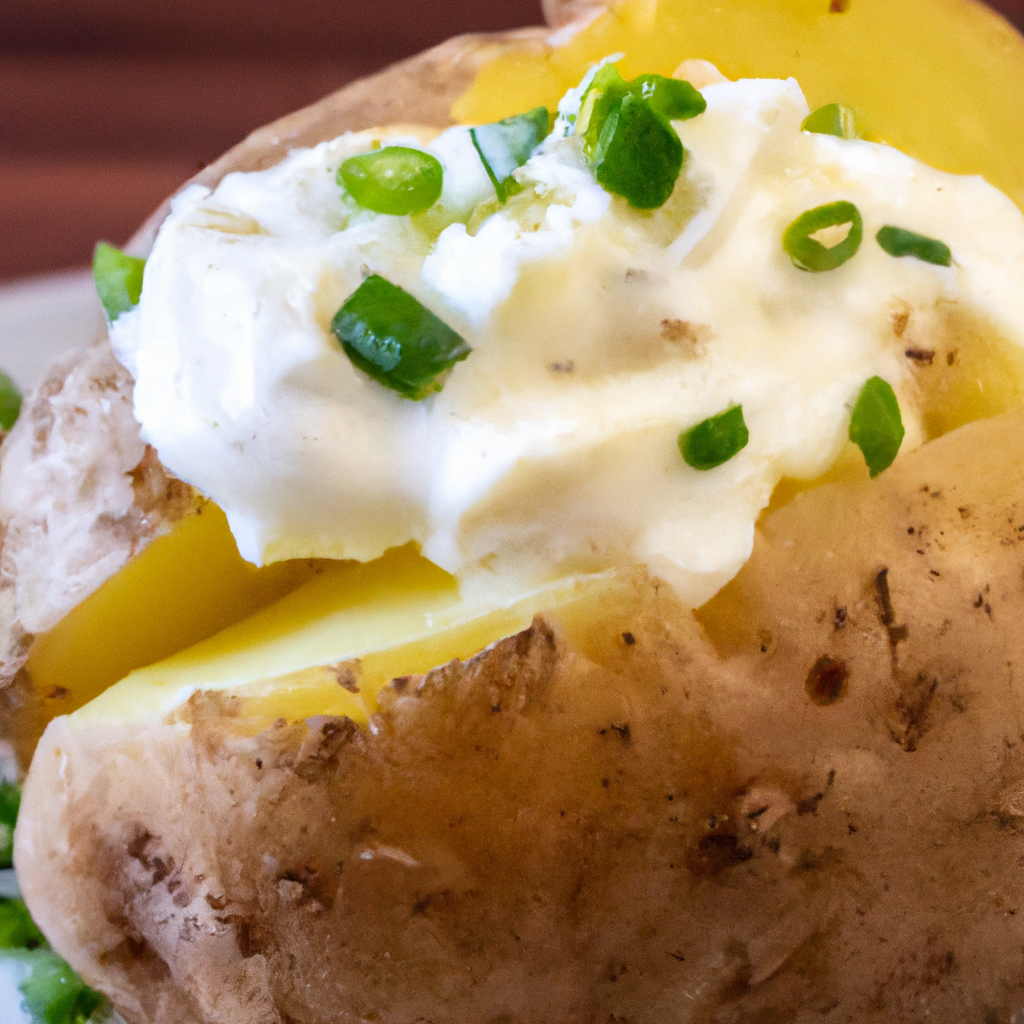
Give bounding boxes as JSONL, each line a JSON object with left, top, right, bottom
{"left": 110, "top": 74, "right": 1024, "bottom": 607}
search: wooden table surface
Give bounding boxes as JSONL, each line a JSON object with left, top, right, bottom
{"left": 1, "top": 0, "right": 1021, "bottom": 284}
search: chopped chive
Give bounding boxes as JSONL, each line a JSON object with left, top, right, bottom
{"left": 577, "top": 64, "right": 631, "bottom": 145}
{"left": 591, "top": 92, "right": 684, "bottom": 210}
{"left": 876, "top": 225, "right": 952, "bottom": 267}
{"left": 678, "top": 405, "right": 749, "bottom": 470}
{"left": 630, "top": 74, "right": 706, "bottom": 121}
{"left": 338, "top": 147, "right": 443, "bottom": 217}
{"left": 802, "top": 103, "right": 857, "bottom": 139}
{"left": 783, "top": 201, "right": 863, "bottom": 272}
{"left": 0, "top": 372, "right": 22, "bottom": 432}
{"left": 19, "top": 948, "right": 104, "bottom": 1024}
{"left": 0, "top": 780, "right": 19, "bottom": 868}
{"left": 578, "top": 67, "right": 698, "bottom": 210}
{"left": 92, "top": 242, "right": 146, "bottom": 323}
{"left": 470, "top": 107, "right": 549, "bottom": 204}
{"left": 849, "top": 376, "right": 905, "bottom": 477}
{"left": 332, "top": 275, "right": 470, "bottom": 400}
{"left": 0, "top": 899, "right": 45, "bottom": 950}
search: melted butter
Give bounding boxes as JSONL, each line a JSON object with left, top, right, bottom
{"left": 454, "top": 0, "right": 1024, "bottom": 211}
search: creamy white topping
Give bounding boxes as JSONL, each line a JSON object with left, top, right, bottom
{"left": 110, "top": 74, "right": 1024, "bottom": 607}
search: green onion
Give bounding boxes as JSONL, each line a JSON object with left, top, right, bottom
{"left": 0, "top": 780, "right": 19, "bottom": 868}
{"left": 802, "top": 103, "right": 857, "bottom": 139}
{"left": 578, "top": 66, "right": 696, "bottom": 209}
{"left": 470, "top": 107, "right": 550, "bottom": 204}
{"left": 876, "top": 225, "right": 952, "bottom": 267}
{"left": 92, "top": 242, "right": 146, "bottom": 323}
{"left": 0, "top": 371, "right": 22, "bottom": 432}
{"left": 590, "top": 92, "right": 684, "bottom": 210}
{"left": 19, "top": 949, "right": 103, "bottom": 1024}
{"left": 338, "top": 147, "right": 443, "bottom": 216}
{"left": 849, "top": 376, "right": 905, "bottom": 477}
{"left": 783, "top": 201, "right": 863, "bottom": 272}
{"left": 630, "top": 74, "right": 707, "bottom": 121}
{"left": 332, "top": 275, "right": 471, "bottom": 400}
{"left": 678, "top": 405, "right": 749, "bottom": 470}
{"left": 0, "top": 899, "right": 45, "bottom": 950}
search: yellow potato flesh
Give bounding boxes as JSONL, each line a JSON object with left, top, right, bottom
{"left": 25, "top": 504, "right": 327, "bottom": 717}
{"left": 456, "top": 0, "right": 1024, "bottom": 212}
{"left": 77, "top": 542, "right": 611, "bottom": 727}
{"left": 44, "top": 0, "right": 1024, "bottom": 728}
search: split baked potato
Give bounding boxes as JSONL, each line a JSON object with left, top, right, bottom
{"left": 7, "top": 0, "right": 1024, "bottom": 1021}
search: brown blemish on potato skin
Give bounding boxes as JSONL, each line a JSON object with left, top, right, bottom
{"left": 806, "top": 656, "right": 849, "bottom": 705}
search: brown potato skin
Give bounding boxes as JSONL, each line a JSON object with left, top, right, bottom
{"left": 18, "top": 405, "right": 1024, "bottom": 1023}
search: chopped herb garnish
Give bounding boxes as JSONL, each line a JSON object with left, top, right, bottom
{"left": 0, "top": 899, "right": 45, "bottom": 950}
{"left": 470, "top": 107, "right": 550, "bottom": 204}
{"left": 92, "top": 242, "right": 146, "bottom": 323}
{"left": 19, "top": 949, "right": 104, "bottom": 1024}
{"left": 332, "top": 275, "right": 471, "bottom": 400}
{"left": 849, "top": 376, "right": 905, "bottom": 477}
{"left": 630, "top": 74, "right": 707, "bottom": 121}
{"left": 802, "top": 103, "right": 857, "bottom": 139}
{"left": 578, "top": 65, "right": 695, "bottom": 209}
{"left": 678, "top": 405, "right": 749, "bottom": 470}
{"left": 0, "top": 371, "right": 22, "bottom": 432}
{"left": 783, "top": 201, "right": 863, "bottom": 272}
{"left": 0, "top": 780, "right": 19, "bottom": 867}
{"left": 338, "top": 147, "right": 443, "bottom": 216}
{"left": 876, "top": 225, "right": 952, "bottom": 267}
{"left": 590, "top": 92, "right": 684, "bottom": 210}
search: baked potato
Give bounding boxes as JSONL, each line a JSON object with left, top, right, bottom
{"left": 8, "top": 0, "right": 1024, "bottom": 1021}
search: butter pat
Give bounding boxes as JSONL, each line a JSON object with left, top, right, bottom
{"left": 110, "top": 75, "right": 1024, "bottom": 608}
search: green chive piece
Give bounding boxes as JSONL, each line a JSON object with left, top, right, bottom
{"left": 470, "top": 107, "right": 550, "bottom": 204}
{"left": 0, "top": 371, "right": 22, "bottom": 432}
{"left": 332, "top": 275, "right": 471, "bottom": 400}
{"left": 783, "top": 200, "right": 863, "bottom": 272}
{"left": 0, "top": 899, "right": 46, "bottom": 950}
{"left": 0, "top": 780, "right": 20, "bottom": 868}
{"left": 630, "top": 74, "right": 706, "bottom": 121}
{"left": 876, "top": 225, "right": 952, "bottom": 267}
{"left": 19, "top": 949, "right": 104, "bottom": 1024}
{"left": 578, "top": 64, "right": 631, "bottom": 147}
{"left": 802, "top": 102, "right": 857, "bottom": 139}
{"left": 338, "top": 147, "right": 443, "bottom": 216}
{"left": 92, "top": 242, "right": 146, "bottom": 323}
{"left": 591, "top": 92, "right": 684, "bottom": 210}
{"left": 678, "top": 405, "right": 749, "bottom": 471}
{"left": 849, "top": 376, "right": 905, "bottom": 477}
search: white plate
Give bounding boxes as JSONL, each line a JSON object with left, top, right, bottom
{"left": 0, "top": 270, "right": 104, "bottom": 393}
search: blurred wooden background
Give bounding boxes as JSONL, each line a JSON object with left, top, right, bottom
{"left": 0, "top": 0, "right": 544, "bottom": 282}
{"left": 1, "top": 0, "right": 1022, "bottom": 283}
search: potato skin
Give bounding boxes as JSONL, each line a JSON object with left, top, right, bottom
{"left": 17, "top": 405, "right": 1024, "bottom": 1024}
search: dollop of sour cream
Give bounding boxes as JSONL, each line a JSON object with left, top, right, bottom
{"left": 110, "top": 73, "right": 1024, "bottom": 607}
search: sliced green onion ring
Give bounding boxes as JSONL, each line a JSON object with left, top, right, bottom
{"left": 876, "top": 225, "right": 952, "bottom": 267}
{"left": 470, "top": 107, "right": 550, "bottom": 203}
{"left": 849, "top": 376, "right": 905, "bottom": 477}
{"left": 678, "top": 405, "right": 749, "bottom": 471}
{"left": 338, "top": 147, "right": 443, "bottom": 216}
{"left": 93, "top": 242, "right": 146, "bottom": 323}
{"left": 331, "top": 275, "right": 471, "bottom": 400}
{"left": 802, "top": 103, "right": 857, "bottom": 139}
{"left": 783, "top": 201, "right": 863, "bottom": 272}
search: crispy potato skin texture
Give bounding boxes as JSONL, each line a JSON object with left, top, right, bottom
{"left": 18, "top": 406, "right": 1024, "bottom": 1023}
